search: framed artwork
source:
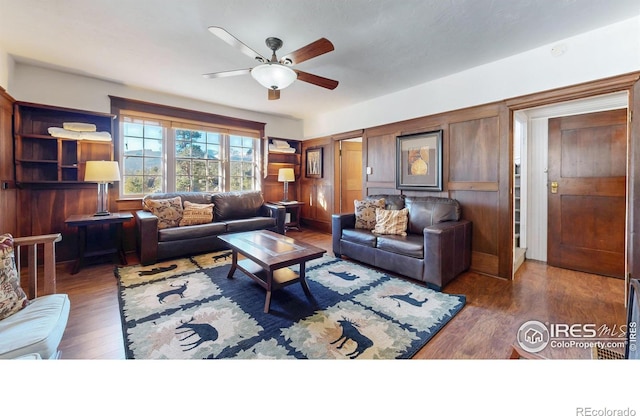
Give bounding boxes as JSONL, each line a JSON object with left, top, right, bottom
{"left": 306, "top": 147, "right": 323, "bottom": 178}
{"left": 396, "top": 130, "right": 443, "bottom": 191}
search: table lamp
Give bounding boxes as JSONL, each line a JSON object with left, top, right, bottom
{"left": 85, "top": 160, "right": 121, "bottom": 216}
{"left": 277, "top": 168, "right": 295, "bottom": 202}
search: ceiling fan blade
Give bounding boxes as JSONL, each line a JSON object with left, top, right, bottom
{"left": 208, "top": 26, "right": 268, "bottom": 62}
{"left": 280, "top": 38, "right": 334, "bottom": 65}
{"left": 202, "top": 69, "right": 251, "bottom": 79}
{"left": 268, "top": 89, "right": 280, "bottom": 100}
{"left": 295, "top": 70, "right": 339, "bottom": 90}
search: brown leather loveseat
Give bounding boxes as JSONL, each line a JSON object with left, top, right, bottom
{"left": 332, "top": 195, "right": 472, "bottom": 290}
{"left": 135, "top": 190, "right": 284, "bottom": 265}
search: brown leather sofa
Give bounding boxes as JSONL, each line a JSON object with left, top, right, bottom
{"left": 332, "top": 195, "right": 472, "bottom": 290}
{"left": 135, "top": 191, "right": 285, "bottom": 265}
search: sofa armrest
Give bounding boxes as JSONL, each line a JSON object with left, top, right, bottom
{"left": 331, "top": 213, "right": 356, "bottom": 257}
{"left": 134, "top": 210, "right": 159, "bottom": 265}
{"left": 260, "top": 203, "right": 286, "bottom": 234}
{"left": 423, "top": 219, "right": 472, "bottom": 289}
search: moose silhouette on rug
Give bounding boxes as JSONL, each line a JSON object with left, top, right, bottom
{"left": 176, "top": 317, "right": 219, "bottom": 352}
{"left": 330, "top": 317, "right": 373, "bottom": 359}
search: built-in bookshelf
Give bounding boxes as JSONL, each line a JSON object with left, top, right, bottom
{"left": 13, "top": 102, "right": 115, "bottom": 186}
{"left": 264, "top": 137, "right": 301, "bottom": 203}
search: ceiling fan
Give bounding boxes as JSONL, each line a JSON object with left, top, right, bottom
{"left": 203, "top": 26, "right": 339, "bottom": 100}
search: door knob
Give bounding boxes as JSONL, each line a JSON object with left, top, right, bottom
{"left": 551, "top": 181, "right": 558, "bottom": 194}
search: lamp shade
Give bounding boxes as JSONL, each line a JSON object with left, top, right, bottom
{"left": 85, "top": 161, "right": 121, "bottom": 182}
{"left": 251, "top": 63, "right": 297, "bottom": 90}
{"left": 278, "top": 168, "right": 295, "bottom": 182}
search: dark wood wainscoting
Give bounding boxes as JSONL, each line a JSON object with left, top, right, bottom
{"left": 359, "top": 102, "right": 511, "bottom": 278}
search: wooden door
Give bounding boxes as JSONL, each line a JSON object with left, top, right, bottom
{"left": 548, "top": 109, "right": 627, "bottom": 278}
{"left": 339, "top": 140, "right": 362, "bottom": 213}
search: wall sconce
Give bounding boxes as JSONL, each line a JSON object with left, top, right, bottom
{"left": 84, "top": 161, "right": 121, "bottom": 216}
{"left": 277, "top": 168, "right": 295, "bottom": 202}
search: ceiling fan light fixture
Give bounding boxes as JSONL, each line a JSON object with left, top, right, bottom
{"left": 251, "top": 63, "right": 297, "bottom": 90}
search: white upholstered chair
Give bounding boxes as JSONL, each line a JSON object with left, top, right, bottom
{"left": 0, "top": 233, "right": 70, "bottom": 359}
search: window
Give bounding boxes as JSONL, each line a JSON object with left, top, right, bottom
{"left": 111, "top": 97, "right": 266, "bottom": 198}
{"left": 122, "top": 117, "right": 165, "bottom": 195}
{"left": 174, "top": 128, "right": 222, "bottom": 193}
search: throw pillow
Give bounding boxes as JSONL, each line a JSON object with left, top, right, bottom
{"left": 0, "top": 234, "right": 29, "bottom": 320}
{"left": 179, "top": 201, "right": 214, "bottom": 226}
{"left": 373, "top": 208, "right": 409, "bottom": 236}
{"left": 354, "top": 198, "right": 385, "bottom": 230}
{"left": 144, "top": 197, "right": 183, "bottom": 229}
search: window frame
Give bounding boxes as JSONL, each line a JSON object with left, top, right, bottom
{"left": 110, "top": 96, "right": 265, "bottom": 198}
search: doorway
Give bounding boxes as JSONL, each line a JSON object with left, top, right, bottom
{"left": 336, "top": 138, "right": 363, "bottom": 213}
{"left": 513, "top": 92, "right": 629, "bottom": 277}
{"left": 547, "top": 109, "right": 627, "bottom": 278}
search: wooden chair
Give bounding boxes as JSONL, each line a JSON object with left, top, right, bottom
{"left": 14, "top": 233, "right": 62, "bottom": 297}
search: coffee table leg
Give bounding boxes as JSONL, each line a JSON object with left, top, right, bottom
{"left": 299, "top": 261, "right": 311, "bottom": 296}
{"left": 264, "top": 270, "right": 273, "bottom": 313}
{"left": 226, "top": 250, "right": 238, "bottom": 279}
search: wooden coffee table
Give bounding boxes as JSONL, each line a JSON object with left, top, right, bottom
{"left": 218, "top": 230, "right": 326, "bottom": 313}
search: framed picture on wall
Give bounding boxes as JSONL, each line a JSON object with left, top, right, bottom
{"left": 396, "top": 130, "right": 443, "bottom": 191}
{"left": 306, "top": 147, "right": 323, "bottom": 178}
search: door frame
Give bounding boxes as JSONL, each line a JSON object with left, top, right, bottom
{"left": 514, "top": 92, "right": 629, "bottom": 264}
{"left": 507, "top": 71, "right": 639, "bottom": 302}
{"left": 332, "top": 130, "right": 364, "bottom": 214}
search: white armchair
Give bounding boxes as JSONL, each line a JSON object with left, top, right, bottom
{"left": 0, "top": 233, "right": 70, "bottom": 359}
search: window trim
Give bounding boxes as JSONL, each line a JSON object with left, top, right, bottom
{"left": 110, "top": 96, "right": 266, "bottom": 197}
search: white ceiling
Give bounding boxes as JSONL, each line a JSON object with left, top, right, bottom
{"left": 1, "top": 0, "right": 638, "bottom": 121}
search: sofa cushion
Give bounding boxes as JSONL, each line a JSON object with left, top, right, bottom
{"left": 225, "top": 217, "right": 277, "bottom": 233}
{"left": 341, "top": 229, "right": 377, "bottom": 247}
{"left": 144, "top": 196, "right": 183, "bottom": 229}
{"left": 0, "top": 294, "right": 70, "bottom": 359}
{"left": 143, "top": 192, "right": 214, "bottom": 207}
{"left": 368, "top": 194, "right": 405, "bottom": 210}
{"left": 159, "top": 222, "right": 227, "bottom": 242}
{"left": 376, "top": 234, "right": 424, "bottom": 259}
{"left": 354, "top": 198, "right": 385, "bottom": 230}
{"left": 0, "top": 234, "right": 28, "bottom": 320}
{"left": 405, "top": 196, "right": 461, "bottom": 234}
{"left": 179, "top": 201, "right": 214, "bottom": 226}
{"left": 212, "top": 191, "right": 264, "bottom": 221}
{"left": 373, "top": 208, "right": 408, "bottom": 236}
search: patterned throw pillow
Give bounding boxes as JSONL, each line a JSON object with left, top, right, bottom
{"left": 373, "top": 208, "right": 409, "bottom": 236}
{"left": 354, "top": 198, "right": 385, "bottom": 230}
{"left": 144, "top": 197, "right": 184, "bottom": 229}
{"left": 179, "top": 201, "right": 214, "bottom": 226}
{"left": 0, "top": 234, "right": 29, "bottom": 320}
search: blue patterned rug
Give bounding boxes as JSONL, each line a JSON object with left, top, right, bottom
{"left": 115, "top": 251, "right": 466, "bottom": 359}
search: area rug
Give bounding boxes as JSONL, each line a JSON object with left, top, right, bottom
{"left": 115, "top": 251, "right": 466, "bottom": 359}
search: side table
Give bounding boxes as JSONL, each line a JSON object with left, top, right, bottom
{"left": 269, "top": 201, "right": 304, "bottom": 232}
{"left": 65, "top": 212, "right": 133, "bottom": 274}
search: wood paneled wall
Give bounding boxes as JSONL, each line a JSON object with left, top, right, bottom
{"left": 359, "top": 102, "right": 511, "bottom": 278}
{"left": 0, "top": 88, "right": 17, "bottom": 236}
{"left": 299, "top": 72, "right": 640, "bottom": 281}
{"left": 16, "top": 184, "right": 123, "bottom": 262}
{"left": 300, "top": 137, "right": 334, "bottom": 233}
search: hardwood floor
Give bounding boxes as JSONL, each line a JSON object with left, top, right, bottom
{"left": 54, "top": 228, "right": 627, "bottom": 360}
